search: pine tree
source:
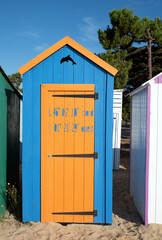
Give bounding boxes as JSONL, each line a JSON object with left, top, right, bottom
{"left": 98, "top": 8, "right": 162, "bottom": 120}
{"left": 8, "top": 72, "right": 23, "bottom": 92}
{"left": 98, "top": 8, "right": 162, "bottom": 84}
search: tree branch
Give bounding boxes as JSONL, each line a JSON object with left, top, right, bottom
{"left": 125, "top": 46, "right": 147, "bottom": 59}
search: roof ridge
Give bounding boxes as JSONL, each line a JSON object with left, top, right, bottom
{"left": 18, "top": 36, "right": 118, "bottom": 76}
{"left": 0, "top": 65, "right": 22, "bottom": 99}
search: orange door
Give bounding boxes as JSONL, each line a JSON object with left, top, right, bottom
{"left": 41, "top": 84, "right": 95, "bottom": 223}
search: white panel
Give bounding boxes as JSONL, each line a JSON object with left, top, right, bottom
{"left": 113, "top": 113, "right": 120, "bottom": 169}
{"left": 113, "top": 90, "right": 123, "bottom": 114}
{"left": 148, "top": 84, "right": 158, "bottom": 223}
{"left": 130, "top": 88, "right": 147, "bottom": 222}
{"left": 20, "top": 100, "right": 22, "bottom": 163}
{"left": 113, "top": 90, "right": 123, "bottom": 169}
{"left": 155, "top": 84, "right": 162, "bottom": 223}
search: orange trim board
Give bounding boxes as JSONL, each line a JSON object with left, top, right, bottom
{"left": 41, "top": 84, "right": 95, "bottom": 91}
{"left": 18, "top": 36, "right": 118, "bottom": 76}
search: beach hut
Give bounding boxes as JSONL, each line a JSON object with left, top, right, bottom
{"left": 129, "top": 72, "right": 162, "bottom": 225}
{"left": 18, "top": 36, "right": 118, "bottom": 223}
{"left": 0, "top": 66, "right": 22, "bottom": 216}
{"left": 113, "top": 89, "right": 123, "bottom": 170}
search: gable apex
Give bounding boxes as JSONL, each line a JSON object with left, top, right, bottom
{"left": 18, "top": 36, "right": 118, "bottom": 76}
{"left": 0, "top": 66, "right": 22, "bottom": 99}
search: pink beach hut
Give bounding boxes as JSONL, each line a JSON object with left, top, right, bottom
{"left": 129, "top": 72, "right": 162, "bottom": 225}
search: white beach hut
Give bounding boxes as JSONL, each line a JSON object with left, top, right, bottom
{"left": 113, "top": 89, "right": 123, "bottom": 170}
{"left": 129, "top": 72, "right": 162, "bottom": 225}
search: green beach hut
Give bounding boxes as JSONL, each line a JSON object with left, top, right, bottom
{"left": 0, "top": 66, "right": 22, "bottom": 216}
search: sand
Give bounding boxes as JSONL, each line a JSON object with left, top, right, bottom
{"left": 0, "top": 124, "right": 162, "bottom": 240}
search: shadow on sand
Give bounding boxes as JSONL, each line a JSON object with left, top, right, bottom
{"left": 113, "top": 124, "right": 143, "bottom": 225}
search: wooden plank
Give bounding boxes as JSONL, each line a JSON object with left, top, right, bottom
{"left": 73, "top": 91, "right": 85, "bottom": 222}
{"left": 84, "top": 90, "right": 94, "bottom": 223}
{"left": 73, "top": 51, "right": 84, "bottom": 222}
{"left": 63, "top": 46, "right": 74, "bottom": 84}
{"left": 105, "top": 73, "right": 114, "bottom": 224}
{"left": 63, "top": 90, "right": 75, "bottom": 222}
{"left": 6, "top": 92, "right": 20, "bottom": 187}
{"left": 83, "top": 58, "right": 94, "bottom": 223}
{"left": 53, "top": 48, "right": 64, "bottom": 84}
{"left": 42, "top": 55, "right": 53, "bottom": 83}
{"left": 32, "top": 64, "right": 43, "bottom": 221}
{"left": 53, "top": 91, "right": 64, "bottom": 222}
{"left": 61, "top": 47, "right": 75, "bottom": 221}
{"left": 84, "top": 58, "right": 94, "bottom": 84}
{"left": 41, "top": 85, "right": 48, "bottom": 221}
{"left": 47, "top": 84, "right": 94, "bottom": 91}
{"left": 73, "top": 49, "right": 84, "bottom": 84}
{"left": 94, "top": 68, "right": 106, "bottom": 223}
{"left": 0, "top": 71, "right": 13, "bottom": 216}
{"left": 41, "top": 86, "right": 54, "bottom": 222}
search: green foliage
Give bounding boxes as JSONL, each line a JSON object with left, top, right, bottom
{"left": 98, "top": 8, "right": 162, "bottom": 51}
{"left": 98, "top": 8, "right": 162, "bottom": 120}
{"left": 142, "top": 17, "right": 162, "bottom": 44}
{"left": 6, "top": 183, "right": 17, "bottom": 213}
{"left": 98, "top": 8, "right": 143, "bottom": 51}
{"left": 8, "top": 72, "right": 22, "bottom": 92}
{"left": 98, "top": 50, "right": 132, "bottom": 89}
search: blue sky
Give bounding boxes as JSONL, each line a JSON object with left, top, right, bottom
{"left": 0, "top": 0, "right": 161, "bottom": 75}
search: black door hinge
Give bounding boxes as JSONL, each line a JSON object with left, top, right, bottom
{"left": 52, "top": 93, "right": 99, "bottom": 100}
{"left": 52, "top": 210, "right": 97, "bottom": 216}
{"left": 52, "top": 153, "right": 98, "bottom": 159}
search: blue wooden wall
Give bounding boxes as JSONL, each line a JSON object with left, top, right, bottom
{"left": 22, "top": 45, "right": 114, "bottom": 223}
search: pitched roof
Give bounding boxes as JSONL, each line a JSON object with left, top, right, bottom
{"left": 128, "top": 72, "right": 162, "bottom": 97}
{"left": 0, "top": 66, "right": 22, "bottom": 99}
{"left": 18, "top": 36, "right": 118, "bottom": 76}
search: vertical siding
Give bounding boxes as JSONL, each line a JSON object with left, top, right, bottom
{"left": 0, "top": 72, "right": 14, "bottom": 216}
{"left": 130, "top": 88, "right": 147, "bottom": 222}
{"left": 106, "top": 73, "right": 114, "bottom": 223}
{"left": 22, "top": 45, "right": 113, "bottom": 223}
{"left": 94, "top": 66, "right": 106, "bottom": 223}
{"left": 32, "top": 64, "right": 42, "bottom": 220}
{"left": 53, "top": 49, "right": 63, "bottom": 83}
{"left": 22, "top": 70, "right": 33, "bottom": 221}
{"left": 43, "top": 55, "right": 53, "bottom": 84}
{"left": 6, "top": 91, "right": 20, "bottom": 186}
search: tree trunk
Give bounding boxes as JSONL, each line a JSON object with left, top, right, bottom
{"left": 146, "top": 29, "right": 152, "bottom": 79}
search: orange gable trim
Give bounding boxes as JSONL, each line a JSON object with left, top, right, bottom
{"left": 18, "top": 36, "right": 118, "bottom": 76}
